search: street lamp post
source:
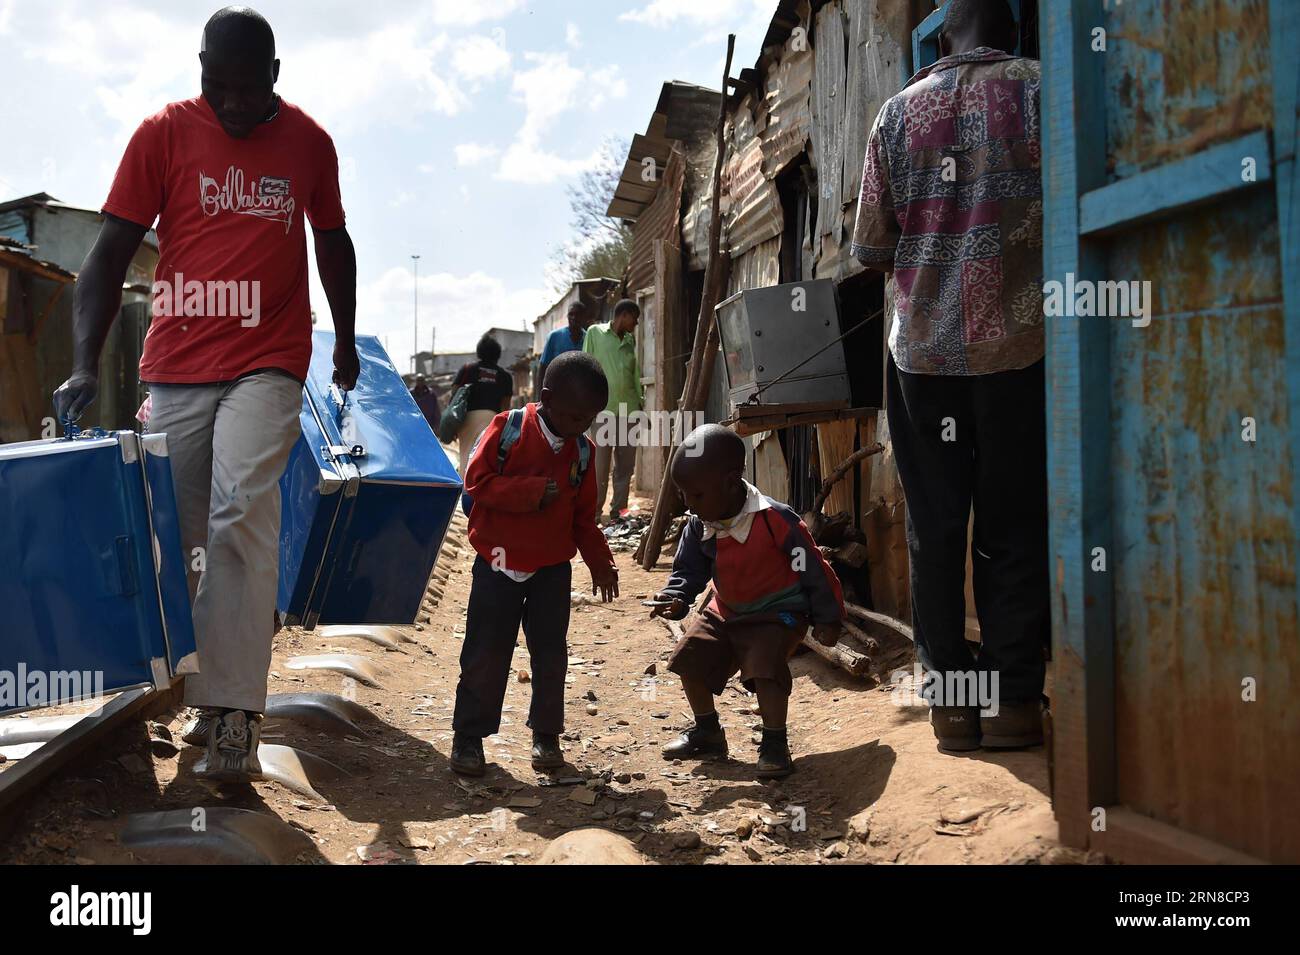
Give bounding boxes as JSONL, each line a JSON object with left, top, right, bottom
{"left": 411, "top": 254, "right": 421, "bottom": 375}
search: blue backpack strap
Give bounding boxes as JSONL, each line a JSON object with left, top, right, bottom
{"left": 496, "top": 407, "right": 526, "bottom": 472}
{"left": 577, "top": 435, "right": 591, "bottom": 480}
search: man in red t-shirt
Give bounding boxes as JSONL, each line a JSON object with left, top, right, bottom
{"left": 52, "top": 7, "right": 359, "bottom": 783}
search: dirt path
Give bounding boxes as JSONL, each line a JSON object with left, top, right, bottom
{"left": 2, "top": 502, "right": 1061, "bottom": 865}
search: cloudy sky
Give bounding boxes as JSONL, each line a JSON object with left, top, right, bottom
{"left": 0, "top": 0, "right": 774, "bottom": 361}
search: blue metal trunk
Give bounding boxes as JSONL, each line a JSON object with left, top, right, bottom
{"left": 277, "top": 331, "right": 461, "bottom": 629}
{"left": 0, "top": 431, "right": 197, "bottom": 714}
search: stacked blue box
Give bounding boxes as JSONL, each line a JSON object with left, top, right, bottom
{"left": 277, "top": 331, "right": 462, "bottom": 629}
{"left": 0, "top": 430, "right": 198, "bottom": 715}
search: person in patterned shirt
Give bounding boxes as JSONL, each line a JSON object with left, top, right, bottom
{"left": 852, "top": 0, "right": 1048, "bottom": 754}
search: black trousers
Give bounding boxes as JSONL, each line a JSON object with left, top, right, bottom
{"left": 886, "top": 355, "right": 1050, "bottom": 704}
{"left": 452, "top": 555, "right": 572, "bottom": 737}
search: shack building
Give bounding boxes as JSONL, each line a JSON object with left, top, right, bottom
{"left": 0, "top": 193, "right": 160, "bottom": 439}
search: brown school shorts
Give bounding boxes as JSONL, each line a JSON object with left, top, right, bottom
{"left": 666, "top": 609, "right": 809, "bottom": 695}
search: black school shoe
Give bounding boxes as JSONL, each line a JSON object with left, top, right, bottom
{"left": 931, "top": 705, "right": 982, "bottom": 753}
{"left": 449, "top": 733, "right": 486, "bottom": 776}
{"left": 980, "top": 701, "right": 1045, "bottom": 748}
{"left": 530, "top": 732, "right": 565, "bottom": 771}
{"left": 661, "top": 722, "right": 729, "bottom": 761}
{"left": 756, "top": 730, "right": 794, "bottom": 778}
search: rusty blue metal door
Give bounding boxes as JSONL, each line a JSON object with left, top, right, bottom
{"left": 1042, "top": 0, "right": 1299, "bottom": 862}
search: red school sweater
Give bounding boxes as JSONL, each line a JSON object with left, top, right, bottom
{"left": 464, "top": 403, "right": 614, "bottom": 574}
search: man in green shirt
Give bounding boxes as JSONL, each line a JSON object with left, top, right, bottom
{"left": 582, "top": 298, "right": 642, "bottom": 521}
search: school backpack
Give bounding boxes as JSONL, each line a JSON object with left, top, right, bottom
{"left": 460, "top": 407, "right": 591, "bottom": 516}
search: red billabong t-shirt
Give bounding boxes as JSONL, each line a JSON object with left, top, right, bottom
{"left": 103, "top": 96, "right": 345, "bottom": 383}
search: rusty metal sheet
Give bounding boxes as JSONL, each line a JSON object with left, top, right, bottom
{"left": 1103, "top": 0, "right": 1273, "bottom": 180}
{"left": 722, "top": 97, "right": 784, "bottom": 258}
{"left": 1107, "top": 189, "right": 1299, "bottom": 861}
{"left": 727, "top": 236, "right": 780, "bottom": 297}
{"left": 811, "top": 1, "right": 847, "bottom": 246}
{"left": 760, "top": 23, "right": 814, "bottom": 177}
{"left": 627, "top": 146, "right": 686, "bottom": 295}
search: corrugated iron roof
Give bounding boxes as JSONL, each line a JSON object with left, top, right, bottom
{"left": 607, "top": 81, "right": 722, "bottom": 222}
{"left": 0, "top": 243, "right": 76, "bottom": 283}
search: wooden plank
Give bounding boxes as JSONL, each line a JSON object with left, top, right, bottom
{"left": 1041, "top": 0, "right": 1115, "bottom": 850}
{"left": 1078, "top": 131, "right": 1272, "bottom": 236}
{"left": 732, "top": 405, "right": 876, "bottom": 437}
{"left": 0, "top": 685, "right": 180, "bottom": 839}
{"left": 1093, "top": 807, "right": 1267, "bottom": 866}
{"left": 815, "top": 419, "right": 857, "bottom": 516}
{"left": 1272, "top": 0, "right": 1300, "bottom": 649}
{"left": 736, "top": 398, "right": 848, "bottom": 418}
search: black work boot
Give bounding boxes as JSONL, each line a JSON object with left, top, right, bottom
{"left": 755, "top": 728, "right": 794, "bottom": 778}
{"left": 530, "top": 732, "right": 565, "bottom": 771}
{"left": 661, "top": 715, "right": 728, "bottom": 761}
{"left": 931, "top": 705, "right": 982, "bottom": 753}
{"left": 980, "top": 701, "right": 1044, "bottom": 749}
{"left": 449, "top": 733, "right": 486, "bottom": 776}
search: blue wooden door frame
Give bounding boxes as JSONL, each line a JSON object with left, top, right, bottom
{"left": 911, "top": 0, "right": 1023, "bottom": 76}
{"left": 1040, "top": 0, "right": 1300, "bottom": 850}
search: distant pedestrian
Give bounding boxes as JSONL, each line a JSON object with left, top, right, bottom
{"left": 539, "top": 301, "right": 590, "bottom": 385}
{"left": 453, "top": 334, "right": 513, "bottom": 475}
{"left": 582, "top": 298, "right": 642, "bottom": 521}
{"left": 410, "top": 373, "right": 441, "bottom": 433}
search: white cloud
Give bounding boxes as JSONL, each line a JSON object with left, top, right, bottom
{"left": 428, "top": 0, "right": 523, "bottom": 27}
{"left": 588, "top": 66, "right": 628, "bottom": 108}
{"left": 620, "top": 0, "right": 748, "bottom": 27}
{"left": 493, "top": 52, "right": 623, "bottom": 184}
{"left": 620, "top": 0, "right": 773, "bottom": 47}
{"left": 354, "top": 266, "right": 547, "bottom": 356}
{"left": 452, "top": 33, "right": 511, "bottom": 82}
{"left": 455, "top": 142, "right": 500, "bottom": 166}
{"left": 565, "top": 22, "right": 581, "bottom": 48}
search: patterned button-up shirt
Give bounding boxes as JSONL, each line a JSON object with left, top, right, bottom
{"left": 851, "top": 48, "right": 1043, "bottom": 376}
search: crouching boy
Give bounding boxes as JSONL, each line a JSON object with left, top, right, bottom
{"left": 650, "top": 425, "right": 844, "bottom": 778}
{"left": 450, "top": 352, "right": 619, "bottom": 777}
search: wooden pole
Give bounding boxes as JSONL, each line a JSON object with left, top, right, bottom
{"left": 638, "top": 33, "right": 736, "bottom": 571}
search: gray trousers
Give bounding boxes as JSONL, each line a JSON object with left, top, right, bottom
{"left": 591, "top": 413, "right": 637, "bottom": 518}
{"left": 147, "top": 371, "right": 303, "bottom": 713}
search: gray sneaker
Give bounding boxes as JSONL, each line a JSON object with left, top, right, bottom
{"left": 180, "top": 707, "right": 221, "bottom": 746}
{"left": 193, "top": 710, "right": 263, "bottom": 783}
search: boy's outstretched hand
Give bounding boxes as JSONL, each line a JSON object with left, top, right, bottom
{"left": 648, "top": 593, "right": 688, "bottom": 620}
{"left": 812, "top": 620, "right": 842, "bottom": 646}
{"left": 591, "top": 564, "right": 619, "bottom": 603}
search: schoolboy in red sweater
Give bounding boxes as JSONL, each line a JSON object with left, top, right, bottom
{"left": 450, "top": 352, "right": 619, "bottom": 777}
{"left": 650, "top": 425, "right": 844, "bottom": 777}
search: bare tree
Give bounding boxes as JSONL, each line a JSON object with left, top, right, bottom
{"left": 549, "top": 136, "right": 633, "bottom": 292}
